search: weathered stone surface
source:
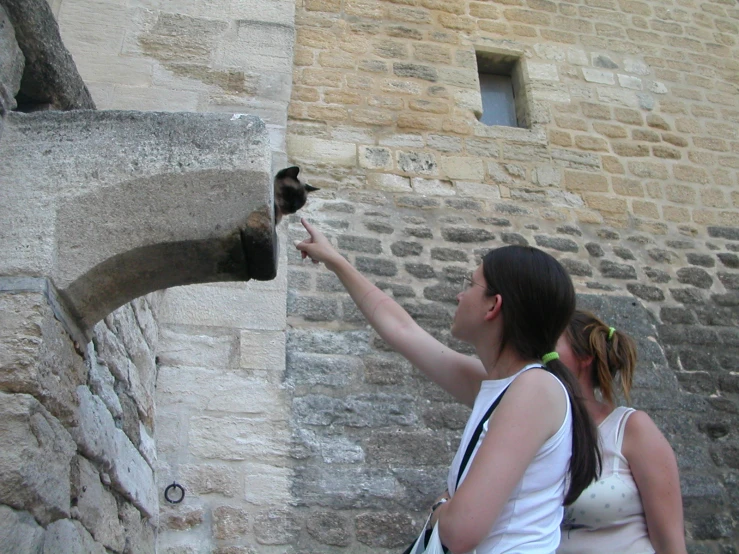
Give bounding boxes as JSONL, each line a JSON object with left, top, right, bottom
{"left": 405, "top": 263, "right": 436, "bottom": 279}
{"left": 441, "top": 227, "right": 495, "bottom": 243}
{"left": 561, "top": 258, "right": 593, "bottom": 277}
{"left": 355, "top": 511, "right": 414, "bottom": 548}
{"left": 423, "top": 283, "right": 459, "bottom": 304}
{"left": 178, "top": 464, "right": 240, "bottom": 498}
{"left": 0, "top": 392, "right": 75, "bottom": 525}
{"left": 613, "top": 246, "right": 635, "bottom": 260}
{"left": 501, "top": 232, "right": 529, "bottom": 246}
{"left": 534, "top": 235, "right": 578, "bottom": 252}
{"left": 585, "top": 242, "right": 605, "bottom": 257}
{"left": 93, "top": 356, "right": 124, "bottom": 420}
{"left": 293, "top": 466, "right": 399, "bottom": 509}
{"left": 391, "top": 241, "right": 424, "bottom": 257}
{"left": 253, "top": 510, "right": 301, "bottom": 545}
{"left": 0, "top": 290, "right": 86, "bottom": 426}
{"left": 293, "top": 394, "right": 416, "bottom": 427}
{"left": 0, "top": 505, "right": 44, "bottom": 554}
{"left": 677, "top": 267, "right": 714, "bottom": 289}
{"left": 72, "top": 456, "right": 125, "bottom": 552}
{"left": 306, "top": 511, "right": 352, "bottom": 546}
{"left": 118, "top": 501, "right": 155, "bottom": 553}
{"left": 718, "top": 272, "right": 739, "bottom": 291}
{"left": 365, "top": 430, "right": 448, "bottom": 465}
{"left": 0, "top": 4, "right": 24, "bottom": 115}
{"left": 431, "top": 247, "right": 468, "bottom": 262}
{"left": 72, "top": 386, "right": 157, "bottom": 518}
{"left": 287, "top": 329, "right": 370, "bottom": 355}
{"left": 708, "top": 227, "right": 739, "bottom": 241}
{"left": 189, "top": 415, "right": 290, "bottom": 462}
{"left": 356, "top": 256, "right": 398, "bottom": 276}
{"left": 42, "top": 519, "right": 106, "bottom": 554}
{"left": 0, "top": 0, "right": 93, "bottom": 110}
{"left": 160, "top": 505, "right": 205, "bottom": 531}
{"left": 213, "top": 505, "right": 250, "bottom": 540}
{"left": 111, "top": 428, "right": 157, "bottom": 519}
{"left": 338, "top": 235, "right": 383, "bottom": 254}
{"left": 287, "top": 291, "right": 339, "bottom": 321}
{"left": 156, "top": 327, "right": 234, "bottom": 370}
{"left": 600, "top": 260, "right": 637, "bottom": 279}
{"left": 627, "top": 283, "right": 666, "bottom": 301}
{"left": 644, "top": 267, "right": 671, "bottom": 283}
{"left": 72, "top": 386, "right": 118, "bottom": 466}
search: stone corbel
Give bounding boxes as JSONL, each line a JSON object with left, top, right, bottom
{"left": 0, "top": 110, "right": 276, "bottom": 339}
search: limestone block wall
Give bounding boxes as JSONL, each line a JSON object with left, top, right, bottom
{"left": 54, "top": 0, "right": 295, "bottom": 168}
{"left": 283, "top": 0, "right": 739, "bottom": 551}
{"left": 53, "top": 0, "right": 299, "bottom": 552}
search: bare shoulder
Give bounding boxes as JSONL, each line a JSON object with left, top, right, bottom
{"left": 508, "top": 367, "right": 565, "bottom": 397}
{"left": 501, "top": 368, "right": 567, "bottom": 434}
{"left": 622, "top": 409, "right": 674, "bottom": 461}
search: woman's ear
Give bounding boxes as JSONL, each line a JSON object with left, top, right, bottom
{"left": 484, "top": 294, "right": 503, "bottom": 321}
{"left": 575, "top": 355, "right": 595, "bottom": 380}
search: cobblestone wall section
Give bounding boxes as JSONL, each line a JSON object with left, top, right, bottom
{"left": 283, "top": 191, "right": 739, "bottom": 551}
{"left": 0, "top": 285, "right": 161, "bottom": 552}
{"left": 284, "top": 2, "right": 738, "bottom": 549}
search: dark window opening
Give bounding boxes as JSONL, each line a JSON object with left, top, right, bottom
{"left": 476, "top": 50, "right": 530, "bottom": 129}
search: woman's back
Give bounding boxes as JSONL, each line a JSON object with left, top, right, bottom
{"left": 449, "top": 366, "right": 573, "bottom": 553}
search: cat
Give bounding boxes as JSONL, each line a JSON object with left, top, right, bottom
{"left": 274, "top": 166, "right": 319, "bottom": 224}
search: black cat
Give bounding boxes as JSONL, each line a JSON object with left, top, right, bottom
{"left": 274, "top": 166, "right": 319, "bottom": 223}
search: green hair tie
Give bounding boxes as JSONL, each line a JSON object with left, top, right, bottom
{"left": 542, "top": 352, "right": 559, "bottom": 364}
{"left": 608, "top": 327, "right": 616, "bottom": 340}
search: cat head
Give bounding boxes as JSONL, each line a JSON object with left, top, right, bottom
{"left": 274, "top": 166, "right": 319, "bottom": 220}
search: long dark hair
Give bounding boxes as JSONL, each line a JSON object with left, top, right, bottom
{"left": 481, "top": 246, "right": 601, "bottom": 505}
{"left": 565, "top": 310, "right": 637, "bottom": 406}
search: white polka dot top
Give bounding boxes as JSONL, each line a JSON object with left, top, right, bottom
{"left": 558, "top": 406, "right": 655, "bottom": 554}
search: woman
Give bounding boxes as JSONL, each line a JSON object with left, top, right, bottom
{"left": 296, "top": 219, "right": 600, "bottom": 553}
{"left": 556, "top": 310, "right": 687, "bottom": 554}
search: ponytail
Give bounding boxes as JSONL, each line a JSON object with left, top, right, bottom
{"left": 542, "top": 357, "right": 602, "bottom": 505}
{"left": 480, "top": 247, "right": 602, "bottom": 506}
{"left": 568, "top": 310, "right": 637, "bottom": 406}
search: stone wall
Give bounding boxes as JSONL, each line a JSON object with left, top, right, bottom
{"left": 53, "top": 0, "right": 299, "bottom": 551}
{"left": 0, "top": 280, "right": 160, "bottom": 552}
{"left": 42, "top": 0, "right": 739, "bottom": 552}
{"left": 283, "top": 0, "right": 738, "bottom": 551}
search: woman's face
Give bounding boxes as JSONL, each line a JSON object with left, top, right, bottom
{"left": 451, "top": 265, "right": 491, "bottom": 342}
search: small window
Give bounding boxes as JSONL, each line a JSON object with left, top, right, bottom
{"left": 476, "top": 49, "right": 530, "bottom": 129}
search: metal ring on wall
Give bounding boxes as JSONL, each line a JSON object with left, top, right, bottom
{"left": 164, "top": 482, "right": 185, "bottom": 504}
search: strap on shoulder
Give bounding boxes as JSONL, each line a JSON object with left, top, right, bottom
{"left": 455, "top": 385, "right": 510, "bottom": 490}
{"left": 614, "top": 407, "right": 636, "bottom": 468}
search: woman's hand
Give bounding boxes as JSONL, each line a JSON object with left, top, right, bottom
{"left": 429, "top": 490, "right": 451, "bottom": 527}
{"left": 294, "top": 218, "right": 344, "bottom": 270}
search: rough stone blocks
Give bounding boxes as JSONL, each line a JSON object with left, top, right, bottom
{"left": 0, "top": 391, "right": 76, "bottom": 525}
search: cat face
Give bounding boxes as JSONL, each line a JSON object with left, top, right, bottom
{"left": 274, "top": 166, "right": 319, "bottom": 222}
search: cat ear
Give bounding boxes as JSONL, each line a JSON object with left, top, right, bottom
{"left": 304, "top": 184, "right": 320, "bottom": 192}
{"left": 274, "top": 166, "right": 300, "bottom": 180}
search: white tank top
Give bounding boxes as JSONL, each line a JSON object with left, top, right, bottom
{"left": 447, "top": 364, "right": 573, "bottom": 554}
{"left": 558, "top": 407, "right": 655, "bottom": 554}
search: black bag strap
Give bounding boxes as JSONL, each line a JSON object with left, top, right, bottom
{"left": 455, "top": 385, "right": 510, "bottom": 490}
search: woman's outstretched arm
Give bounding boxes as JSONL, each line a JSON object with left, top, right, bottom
{"left": 623, "top": 411, "right": 687, "bottom": 554}
{"left": 295, "top": 218, "right": 486, "bottom": 406}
